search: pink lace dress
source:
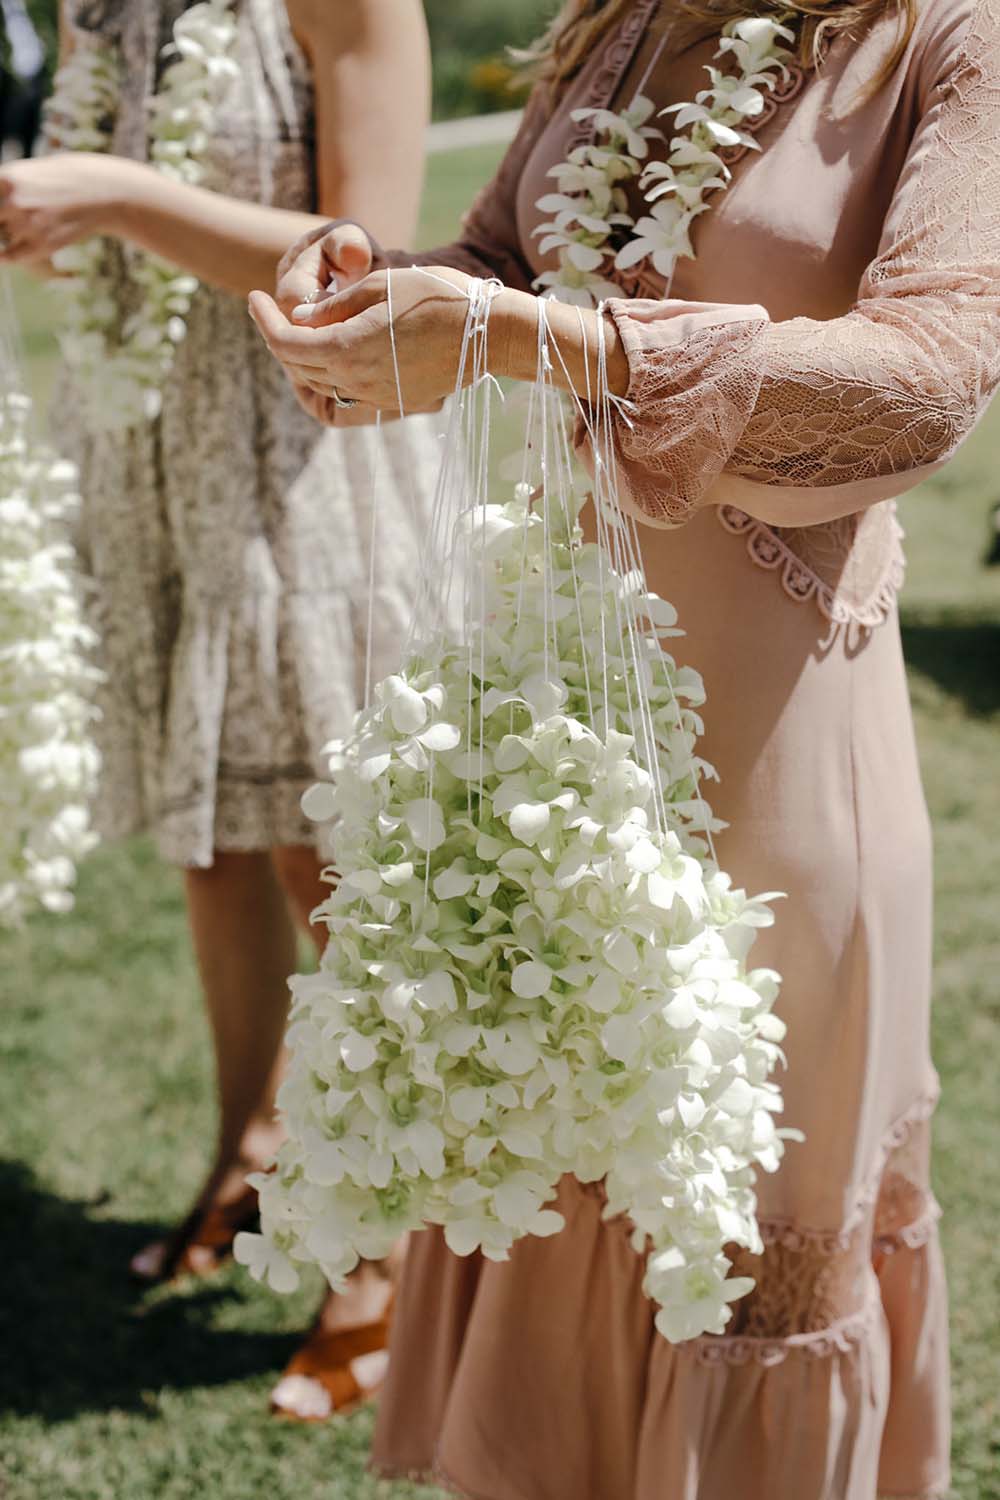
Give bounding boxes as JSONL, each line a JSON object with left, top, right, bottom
{"left": 372, "top": 1, "right": 1000, "bottom": 1495}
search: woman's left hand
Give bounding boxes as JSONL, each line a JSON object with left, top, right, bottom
{"left": 0, "top": 153, "right": 137, "bottom": 265}
{"left": 248, "top": 265, "right": 476, "bottom": 421}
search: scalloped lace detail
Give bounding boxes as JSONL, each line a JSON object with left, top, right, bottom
{"left": 575, "top": 1089, "right": 942, "bottom": 1366}
{"left": 718, "top": 500, "right": 907, "bottom": 628}
{"left": 565, "top": 0, "right": 662, "bottom": 157}
{"left": 690, "top": 1091, "right": 941, "bottom": 1366}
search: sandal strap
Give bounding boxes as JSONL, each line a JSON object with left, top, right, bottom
{"left": 191, "top": 1183, "right": 260, "bottom": 1248}
{"left": 287, "top": 1316, "right": 392, "bottom": 1374}
{"left": 163, "top": 1183, "right": 260, "bottom": 1276}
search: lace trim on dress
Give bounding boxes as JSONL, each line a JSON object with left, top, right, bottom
{"left": 717, "top": 502, "right": 907, "bottom": 627}
{"left": 565, "top": 0, "right": 663, "bottom": 156}
{"left": 690, "top": 1090, "right": 942, "bottom": 1366}
{"left": 579, "top": 1089, "right": 940, "bottom": 1366}
{"left": 694, "top": 1294, "right": 880, "bottom": 1367}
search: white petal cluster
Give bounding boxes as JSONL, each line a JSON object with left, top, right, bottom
{"left": 238, "top": 486, "right": 788, "bottom": 1343}
{"left": 533, "top": 97, "right": 660, "bottom": 307}
{"left": 619, "top": 18, "right": 795, "bottom": 282}
{"left": 0, "top": 392, "right": 101, "bottom": 923}
{"left": 43, "top": 2, "right": 239, "bottom": 432}
{"left": 537, "top": 18, "right": 796, "bottom": 306}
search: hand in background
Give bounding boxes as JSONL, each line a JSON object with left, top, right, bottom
{"left": 274, "top": 220, "right": 378, "bottom": 318}
{"left": 0, "top": 153, "right": 135, "bottom": 265}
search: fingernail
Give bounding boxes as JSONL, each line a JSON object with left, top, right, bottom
{"left": 292, "top": 303, "right": 318, "bottom": 321}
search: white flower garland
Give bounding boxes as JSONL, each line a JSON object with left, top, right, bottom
{"left": 236, "top": 463, "right": 790, "bottom": 1341}
{"left": 43, "top": 1, "right": 241, "bottom": 431}
{"left": 0, "top": 389, "right": 101, "bottom": 923}
{"left": 534, "top": 17, "right": 796, "bottom": 305}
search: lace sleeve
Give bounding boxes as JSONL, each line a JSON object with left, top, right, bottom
{"left": 383, "top": 87, "right": 551, "bottom": 292}
{"left": 605, "top": 0, "right": 1000, "bottom": 529}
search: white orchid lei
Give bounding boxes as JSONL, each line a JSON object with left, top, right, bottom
{"left": 236, "top": 305, "right": 791, "bottom": 1339}
{"left": 0, "top": 389, "right": 101, "bottom": 923}
{"left": 534, "top": 17, "right": 796, "bottom": 305}
{"left": 43, "top": 1, "right": 241, "bottom": 431}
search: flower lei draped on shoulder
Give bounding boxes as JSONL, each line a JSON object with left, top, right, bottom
{"left": 43, "top": 1, "right": 241, "bottom": 431}
{"left": 534, "top": 17, "right": 797, "bottom": 305}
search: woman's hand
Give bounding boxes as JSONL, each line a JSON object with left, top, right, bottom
{"left": 275, "top": 221, "right": 377, "bottom": 318}
{"left": 250, "top": 265, "right": 476, "bottom": 421}
{"left": 0, "top": 153, "right": 141, "bottom": 265}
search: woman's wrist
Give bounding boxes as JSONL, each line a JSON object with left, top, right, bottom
{"left": 98, "top": 157, "right": 160, "bottom": 239}
{"left": 491, "top": 287, "right": 540, "bottom": 383}
{"left": 491, "top": 287, "right": 631, "bottom": 399}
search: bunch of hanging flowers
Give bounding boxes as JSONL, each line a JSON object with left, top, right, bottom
{"left": 237, "top": 475, "right": 789, "bottom": 1342}
{"left": 535, "top": 16, "right": 796, "bottom": 304}
{"left": 0, "top": 390, "right": 101, "bottom": 923}
{"left": 43, "top": 0, "right": 241, "bottom": 430}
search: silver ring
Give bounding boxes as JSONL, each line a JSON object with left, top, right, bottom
{"left": 331, "top": 388, "right": 358, "bottom": 409}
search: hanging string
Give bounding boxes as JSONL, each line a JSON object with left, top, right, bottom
{"left": 538, "top": 297, "right": 719, "bottom": 860}
{"left": 375, "top": 269, "right": 719, "bottom": 864}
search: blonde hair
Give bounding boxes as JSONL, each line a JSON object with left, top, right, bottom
{"left": 526, "top": 0, "right": 917, "bottom": 95}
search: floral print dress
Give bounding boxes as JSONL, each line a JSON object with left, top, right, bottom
{"left": 62, "top": 0, "right": 437, "bottom": 865}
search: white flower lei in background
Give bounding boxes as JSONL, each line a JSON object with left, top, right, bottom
{"left": 236, "top": 294, "right": 792, "bottom": 1342}
{"left": 43, "top": 1, "right": 241, "bottom": 431}
{"left": 535, "top": 17, "right": 796, "bottom": 305}
{"left": 0, "top": 389, "right": 100, "bottom": 922}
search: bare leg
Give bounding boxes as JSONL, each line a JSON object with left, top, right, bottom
{"left": 130, "top": 850, "right": 298, "bottom": 1278}
{"left": 271, "top": 842, "right": 330, "bottom": 954}
{"left": 186, "top": 850, "right": 298, "bottom": 1176}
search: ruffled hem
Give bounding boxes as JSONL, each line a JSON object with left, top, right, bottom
{"left": 368, "top": 1468, "right": 951, "bottom": 1500}
{"left": 91, "top": 564, "right": 418, "bottom": 865}
{"left": 369, "top": 1457, "right": 478, "bottom": 1499}
{"left": 372, "top": 1199, "right": 950, "bottom": 1500}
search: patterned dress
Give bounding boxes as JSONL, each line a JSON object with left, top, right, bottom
{"left": 62, "top": 0, "right": 438, "bottom": 865}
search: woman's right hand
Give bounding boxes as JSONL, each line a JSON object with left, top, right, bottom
{"left": 275, "top": 220, "right": 376, "bottom": 320}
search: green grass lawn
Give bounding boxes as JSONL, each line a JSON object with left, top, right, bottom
{"left": 2, "top": 145, "right": 999, "bottom": 1500}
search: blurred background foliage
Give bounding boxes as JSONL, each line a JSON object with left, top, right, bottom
{"left": 423, "top": 0, "right": 555, "bottom": 117}
{"left": 6, "top": 0, "right": 557, "bottom": 118}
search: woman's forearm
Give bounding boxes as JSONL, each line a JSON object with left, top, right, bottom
{"left": 105, "top": 160, "right": 330, "bottom": 298}
{"left": 493, "top": 288, "right": 632, "bottom": 402}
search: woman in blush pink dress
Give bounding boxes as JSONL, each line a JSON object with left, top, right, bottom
{"left": 249, "top": 0, "right": 1000, "bottom": 1490}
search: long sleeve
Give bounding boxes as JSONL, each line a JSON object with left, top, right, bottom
{"left": 605, "top": 0, "right": 1000, "bottom": 529}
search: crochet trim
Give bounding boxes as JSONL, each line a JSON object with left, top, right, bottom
{"left": 754, "top": 1088, "right": 941, "bottom": 1254}
{"left": 717, "top": 502, "right": 907, "bottom": 628}
{"left": 692, "top": 1291, "right": 880, "bottom": 1367}
{"left": 566, "top": 0, "right": 662, "bottom": 156}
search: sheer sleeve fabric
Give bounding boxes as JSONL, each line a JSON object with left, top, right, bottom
{"left": 605, "top": 0, "right": 1000, "bottom": 529}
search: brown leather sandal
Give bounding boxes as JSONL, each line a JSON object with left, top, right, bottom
{"left": 269, "top": 1303, "right": 394, "bottom": 1422}
{"left": 130, "top": 1181, "right": 261, "bottom": 1285}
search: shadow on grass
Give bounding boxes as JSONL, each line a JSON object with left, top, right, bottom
{"left": 0, "top": 1160, "right": 300, "bottom": 1423}
{"left": 901, "top": 618, "right": 1000, "bottom": 719}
